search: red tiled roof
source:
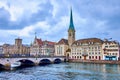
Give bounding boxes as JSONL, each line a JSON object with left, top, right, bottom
{"left": 43, "top": 40, "right": 55, "bottom": 45}
{"left": 36, "top": 38, "right": 43, "bottom": 45}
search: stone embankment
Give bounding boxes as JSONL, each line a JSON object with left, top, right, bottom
{"left": 69, "top": 59, "right": 120, "bottom": 64}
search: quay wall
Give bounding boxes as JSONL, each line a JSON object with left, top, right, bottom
{"left": 69, "top": 59, "right": 120, "bottom": 64}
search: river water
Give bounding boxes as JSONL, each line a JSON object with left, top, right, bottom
{"left": 0, "top": 63, "right": 120, "bottom": 80}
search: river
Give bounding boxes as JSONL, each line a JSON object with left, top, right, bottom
{"left": 0, "top": 63, "right": 120, "bottom": 80}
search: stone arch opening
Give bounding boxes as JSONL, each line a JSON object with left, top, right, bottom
{"left": 0, "top": 64, "right": 5, "bottom": 70}
{"left": 54, "top": 58, "right": 61, "bottom": 64}
{"left": 39, "top": 59, "right": 51, "bottom": 65}
{"left": 18, "top": 59, "right": 35, "bottom": 67}
{"left": 65, "top": 48, "right": 71, "bottom": 62}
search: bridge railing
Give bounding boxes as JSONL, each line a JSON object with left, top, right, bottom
{"left": 0, "top": 54, "right": 66, "bottom": 58}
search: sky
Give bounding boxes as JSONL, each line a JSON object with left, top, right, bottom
{"left": 0, "top": 0, "right": 120, "bottom": 45}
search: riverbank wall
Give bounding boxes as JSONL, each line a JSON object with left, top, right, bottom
{"left": 69, "top": 59, "right": 120, "bottom": 64}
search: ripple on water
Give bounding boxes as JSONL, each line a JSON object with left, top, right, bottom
{"left": 0, "top": 63, "right": 120, "bottom": 80}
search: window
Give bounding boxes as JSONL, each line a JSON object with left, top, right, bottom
{"left": 99, "top": 56, "right": 101, "bottom": 60}
{"left": 98, "top": 46, "right": 100, "bottom": 49}
{"left": 99, "top": 52, "right": 100, "bottom": 54}
{"left": 96, "top": 56, "right": 97, "bottom": 59}
{"left": 72, "top": 56, "right": 74, "bottom": 59}
{"left": 75, "top": 56, "right": 76, "bottom": 59}
{"left": 80, "top": 56, "right": 81, "bottom": 59}
{"left": 89, "top": 52, "right": 91, "bottom": 55}
{"left": 95, "top": 47, "right": 97, "bottom": 49}
{"left": 89, "top": 56, "right": 91, "bottom": 59}
{"left": 113, "top": 53, "right": 114, "bottom": 55}
{"left": 92, "top": 47, "right": 94, "bottom": 49}
{"left": 105, "top": 46, "right": 108, "bottom": 48}
{"left": 60, "top": 47, "right": 62, "bottom": 54}
{"left": 89, "top": 47, "right": 91, "bottom": 49}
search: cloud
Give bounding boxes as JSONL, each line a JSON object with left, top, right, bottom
{"left": 0, "top": 0, "right": 53, "bottom": 30}
{"left": 0, "top": 0, "right": 120, "bottom": 44}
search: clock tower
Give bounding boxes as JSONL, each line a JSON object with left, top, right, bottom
{"left": 68, "top": 8, "right": 75, "bottom": 46}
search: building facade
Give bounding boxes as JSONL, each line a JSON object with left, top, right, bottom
{"left": 55, "top": 9, "right": 120, "bottom": 61}
{"left": 30, "top": 37, "right": 55, "bottom": 56}
{"left": 102, "top": 39, "right": 119, "bottom": 60}
{"left": 0, "top": 46, "right": 3, "bottom": 54}
{"left": 70, "top": 38, "right": 103, "bottom": 60}
{"left": 30, "top": 38, "right": 42, "bottom": 56}
{"left": 3, "top": 38, "right": 30, "bottom": 57}
{"left": 55, "top": 38, "right": 68, "bottom": 56}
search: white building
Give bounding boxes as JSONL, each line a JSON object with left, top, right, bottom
{"left": 102, "top": 39, "right": 119, "bottom": 60}
{"left": 70, "top": 38, "right": 103, "bottom": 60}
{"left": 55, "top": 38, "right": 68, "bottom": 56}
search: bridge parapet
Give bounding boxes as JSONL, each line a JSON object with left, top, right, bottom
{"left": 0, "top": 56, "right": 66, "bottom": 66}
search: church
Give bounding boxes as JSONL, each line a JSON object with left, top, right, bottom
{"left": 55, "top": 9, "right": 120, "bottom": 61}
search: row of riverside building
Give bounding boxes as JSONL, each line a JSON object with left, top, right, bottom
{"left": 0, "top": 37, "right": 55, "bottom": 57}
{"left": 55, "top": 9, "right": 120, "bottom": 61}
{"left": 0, "top": 9, "right": 120, "bottom": 61}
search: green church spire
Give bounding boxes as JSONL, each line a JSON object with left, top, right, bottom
{"left": 68, "top": 8, "right": 75, "bottom": 31}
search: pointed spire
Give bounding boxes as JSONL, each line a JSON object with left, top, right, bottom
{"left": 35, "top": 32, "right": 37, "bottom": 39}
{"left": 68, "top": 8, "right": 75, "bottom": 31}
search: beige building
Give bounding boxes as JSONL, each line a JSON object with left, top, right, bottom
{"left": 3, "top": 38, "right": 30, "bottom": 56}
{"left": 30, "top": 37, "right": 55, "bottom": 56}
{"left": 102, "top": 39, "right": 119, "bottom": 60}
{"left": 70, "top": 38, "right": 103, "bottom": 60}
{"left": 30, "top": 37, "right": 42, "bottom": 56}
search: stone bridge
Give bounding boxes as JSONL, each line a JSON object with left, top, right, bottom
{"left": 0, "top": 56, "right": 66, "bottom": 66}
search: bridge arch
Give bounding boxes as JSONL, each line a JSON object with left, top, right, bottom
{"left": 39, "top": 59, "right": 51, "bottom": 65}
{"left": 18, "top": 59, "right": 35, "bottom": 67}
{"left": 0, "top": 64, "right": 5, "bottom": 70}
{"left": 54, "top": 58, "right": 62, "bottom": 64}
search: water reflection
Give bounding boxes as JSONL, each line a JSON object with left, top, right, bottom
{"left": 63, "top": 63, "right": 120, "bottom": 80}
{"left": 0, "top": 63, "right": 120, "bottom": 80}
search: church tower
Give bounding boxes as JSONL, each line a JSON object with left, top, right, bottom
{"left": 68, "top": 8, "right": 75, "bottom": 46}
